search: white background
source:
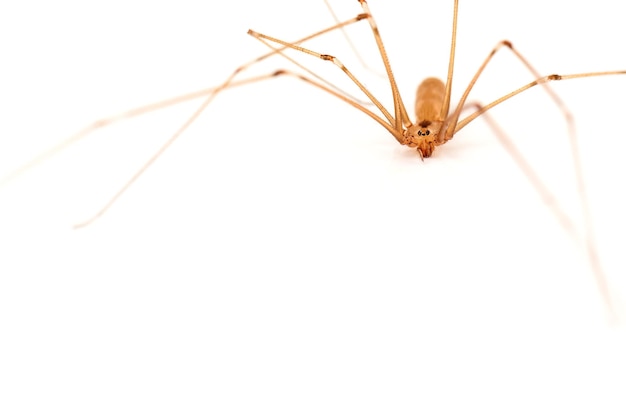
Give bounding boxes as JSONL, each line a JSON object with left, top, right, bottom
{"left": 1, "top": 1, "right": 625, "bottom": 414}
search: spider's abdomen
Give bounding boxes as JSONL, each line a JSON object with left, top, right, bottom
{"left": 415, "top": 77, "right": 445, "bottom": 123}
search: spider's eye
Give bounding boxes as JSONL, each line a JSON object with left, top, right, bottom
{"left": 417, "top": 131, "right": 422, "bottom": 136}
{"left": 426, "top": 130, "right": 430, "bottom": 136}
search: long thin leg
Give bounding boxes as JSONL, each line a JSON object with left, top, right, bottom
{"left": 454, "top": 71, "right": 626, "bottom": 133}
{"left": 0, "top": 13, "right": 370, "bottom": 189}
{"left": 322, "top": 0, "right": 385, "bottom": 78}
{"left": 0, "top": 76, "right": 268, "bottom": 188}
{"left": 459, "top": 102, "right": 578, "bottom": 239}
{"left": 435, "top": 39, "right": 624, "bottom": 317}
{"left": 73, "top": 5, "right": 422, "bottom": 227}
{"left": 357, "top": 0, "right": 411, "bottom": 131}
{"left": 73, "top": 65, "right": 402, "bottom": 229}
{"left": 252, "top": 1, "right": 413, "bottom": 131}
{"left": 464, "top": 101, "right": 616, "bottom": 318}
{"left": 443, "top": 40, "right": 569, "bottom": 140}
{"left": 248, "top": 29, "right": 397, "bottom": 126}
{"left": 439, "top": 0, "right": 459, "bottom": 121}
{"left": 70, "top": 72, "right": 282, "bottom": 228}
{"left": 451, "top": 70, "right": 625, "bottom": 320}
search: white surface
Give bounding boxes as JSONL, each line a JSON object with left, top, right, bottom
{"left": 1, "top": 1, "right": 625, "bottom": 415}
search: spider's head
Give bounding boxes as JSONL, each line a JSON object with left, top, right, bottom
{"left": 403, "top": 120, "right": 442, "bottom": 158}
